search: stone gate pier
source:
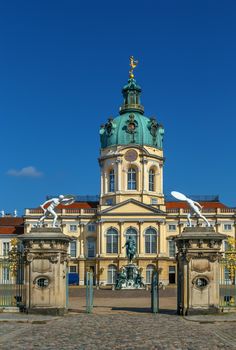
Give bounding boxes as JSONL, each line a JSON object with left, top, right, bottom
{"left": 175, "top": 227, "right": 227, "bottom": 315}
{"left": 19, "top": 227, "right": 70, "bottom": 315}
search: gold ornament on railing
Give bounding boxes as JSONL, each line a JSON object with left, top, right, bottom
{"left": 129, "top": 56, "right": 138, "bottom": 79}
{"left": 8, "top": 238, "right": 20, "bottom": 276}
{"left": 223, "top": 237, "right": 236, "bottom": 282}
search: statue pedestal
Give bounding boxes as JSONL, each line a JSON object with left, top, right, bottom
{"left": 115, "top": 263, "right": 145, "bottom": 290}
{"left": 20, "top": 227, "right": 70, "bottom": 315}
{"left": 175, "top": 227, "right": 227, "bottom": 315}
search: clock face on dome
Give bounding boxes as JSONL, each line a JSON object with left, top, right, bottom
{"left": 125, "top": 150, "right": 138, "bottom": 162}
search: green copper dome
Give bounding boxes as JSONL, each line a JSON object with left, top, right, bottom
{"left": 100, "top": 78, "right": 164, "bottom": 150}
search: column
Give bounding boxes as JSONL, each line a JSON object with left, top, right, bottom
{"left": 99, "top": 221, "right": 103, "bottom": 256}
{"left": 119, "top": 221, "right": 125, "bottom": 257}
{"left": 159, "top": 163, "right": 163, "bottom": 195}
{"left": 116, "top": 158, "right": 122, "bottom": 192}
{"left": 158, "top": 221, "right": 165, "bottom": 255}
{"left": 78, "top": 260, "right": 85, "bottom": 286}
{"left": 79, "top": 223, "right": 85, "bottom": 257}
{"left": 138, "top": 221, "right": 144, "bottom": 255}
{"left": 142, "top": 159, "right": 148, "bottom": 192}
{"left": 97, "top": 220, "right": 101, "bottom": 256}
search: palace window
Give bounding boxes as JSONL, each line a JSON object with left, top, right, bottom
{"left": 88, "top": 223, "right": 96, "bottom": 232}
{"left": 106, "top": 228, "right": 118, "bottom": 254}
{"left": 70, "top": 241, "right": 77, "bottom": 258}
{"left": 109, "top": 169, "right": 115, "bottom": 192}
{"left": 146, "top": 264, "right": 155, "bottom": 284}
{"left": 169, "top": 266, "right": 176, "bottom": 284}
{"left": 87, "top": 237, "right": 96, "bottom": 258}
{"left": 224, "top": 224, "right": 232, "bottom": 231}
{"left": 145, "top": 228, "right": 157, "bottom": 254}
{"left": 151, "top": 198, "right": 158, "bottom": 205}
{"left": 127, "top": 168, "right": 136, "bottom": 190}
{"left": 69, "top": 266, "right": 77, "bottom": 273}
{"left": 169, "top": 240, "right": 176, "bottom": 258}
{"left": 3, "top": 242, "right": 10, "bottom": 256}
{"left": 69, "top": 225, "right": 77, "bottom": 232}
{"left": 126, "top": 227, "right": 138, "bottom": 248}
{"left": 168, "top": 224, "right": 176, "bottom": 231}
{"left": 106, "top": 198, "right": 113, "bottom": 206}
{"left": 149, "top": 169, "right": 155, "bottom": 191}
{"left": 3, "top": 267, "right": 10, "bottom": 282}
{"left": 107, "top": 264, "right": 117, "bottom": 284}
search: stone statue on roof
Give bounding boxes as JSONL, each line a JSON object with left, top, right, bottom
{"left": 171, "top": 191, "right": 210, "bottom": 227}
{"left": 37, "top": 195, "right": 76, "bottom": 228}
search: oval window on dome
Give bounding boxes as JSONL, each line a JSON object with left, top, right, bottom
{"left": 125, "top": 150, "right": 138, "bottom": 162}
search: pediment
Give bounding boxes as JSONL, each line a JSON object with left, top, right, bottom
{"left": 99, "top": 199, "right": 165, "bottom": 216}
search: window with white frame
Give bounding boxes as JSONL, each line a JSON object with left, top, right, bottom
{"left": 69, "top": 224, "right": 77, "bottom": 232}
{"left": 3, "top": 242, "right": 10, "bottom": 256}
{"left": 70, "top": 241, "right": 77, "bottom": 258}
{"left": 106, "top": 228, "right": 118, "bottom": 253}
{"left": 87, "top": 237, "right": 96, "bottom": 258}
{"left": 168, "top": 224, "right": 176, "bottom": 231}
{"left": 88, "top": 223, "right": 96, "bottom": 232}
{"left": 146, "top": 264, "right": 155, "bottom": 284}
{"left": 107, "top": 264, "right": 117, "bottom": 284}
{"left": 223, "top": 224, "right": 232, "bottom": 231}
{"left": 151, "top": 198, "right": 158, "bottom": 205}
{"left": 69, "top": 266, "right": 77, "bottom": 273}
{"left": 169, "top": 240, "right": 176, "bottom": 258}
{"left": 145, "top": 228, "right": 157, "bottom": 254}
{"left": 149, "top": 169, "right": 155, "bottom": 191}
{"left": 109, "top": 169, "right": 115, "bottom": 192}
{"left": 127, "top": 167, "right": 137, "bottom": 190}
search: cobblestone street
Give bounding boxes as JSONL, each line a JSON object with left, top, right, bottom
{"left": 0, "top": 288, "right": 236, "bottom": 350}
{"left": 0, "top": 312, "right": 236, "bottom": 350}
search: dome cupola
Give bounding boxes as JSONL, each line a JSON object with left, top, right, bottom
{"left": 99, "top": 57, "right": 164, "bottom": 150}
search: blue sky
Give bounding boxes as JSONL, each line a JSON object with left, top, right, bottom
{"left": 0, "top": 0, "right": 235, "bottom": 214}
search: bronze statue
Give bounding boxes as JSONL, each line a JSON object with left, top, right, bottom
{"left": 123, "top": 236, "right": 136, "bottom": 262}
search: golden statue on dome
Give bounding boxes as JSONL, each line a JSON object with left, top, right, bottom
{"left": 129, "top": 56, "right": 138, "bottom": 79}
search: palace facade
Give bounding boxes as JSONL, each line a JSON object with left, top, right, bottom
{"left": 24, "top": 72, "right": 236, "bottom": 286}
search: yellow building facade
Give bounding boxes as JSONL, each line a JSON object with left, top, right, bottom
{"left": 24, "top": 70, "right": 236, "bottom": 286}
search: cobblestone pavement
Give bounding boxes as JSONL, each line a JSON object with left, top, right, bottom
{"left": 0, "top": 312, "right": 236, "bottom": 350}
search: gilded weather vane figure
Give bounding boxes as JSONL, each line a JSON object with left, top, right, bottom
{"left": 129, "top": 56, "right": 138, "bottom": 79}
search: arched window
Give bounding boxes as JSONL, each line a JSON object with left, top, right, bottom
{"left": 107, "top": 264, "right": 117, "bottom": 284}
{"left": 145, "top": 228, "right": 157, "bottom": 254}
{"left": 87, "top": 237, "right": 96, "bottom": 258}
{"left": 128, "top": 168, "right": 136, "bottom": 190}
{"left": 126, "top": 227, "right": 138, "bottom": 248}
{"left": 106, "top": 228, "right": 118, "bottom": 253}
{"left": 149, "top": 168, "right": 155, "bottom": 191}
{"left": 146, "top": 264, "right": 155, "bottom": 284}
{"left": 109, "top": 169, "right": 115, "bottom": 192}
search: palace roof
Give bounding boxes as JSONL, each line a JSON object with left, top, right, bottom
{"left": 0, "top": 217, "right": 24, "bottom": 235}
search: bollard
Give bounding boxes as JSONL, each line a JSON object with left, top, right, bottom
{"left": 86, "top": 271, "right": 94, "bottom": 313}
{"left": 151, "top": 270, "right": 159, "bottom": 313}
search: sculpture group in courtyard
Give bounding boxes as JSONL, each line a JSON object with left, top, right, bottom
{"left": 37, "top": 195, "right": 76, "bottom": 227}
{"left": 171, "top": 191, "right": 210, "bottom": 227}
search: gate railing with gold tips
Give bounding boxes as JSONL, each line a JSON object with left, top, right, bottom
{"left": 219, "top": 237, "right": 236, "bottom": 309}
{"left": 0, "top": 238, "right": 25, "bottom": 308}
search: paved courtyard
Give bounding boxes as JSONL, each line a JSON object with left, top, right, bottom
{"left": 0, "top": 288, "right": 236, "bottom": 349}
{"left": 68, "top": 286, "right": 177, "bottom": 313}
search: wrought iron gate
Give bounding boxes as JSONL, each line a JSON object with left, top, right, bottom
{"left": 219, "top": 238, "right": 236, "bottom": 310}
{"left": 0, "top": 239, "right": 25, "bottom": 309}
